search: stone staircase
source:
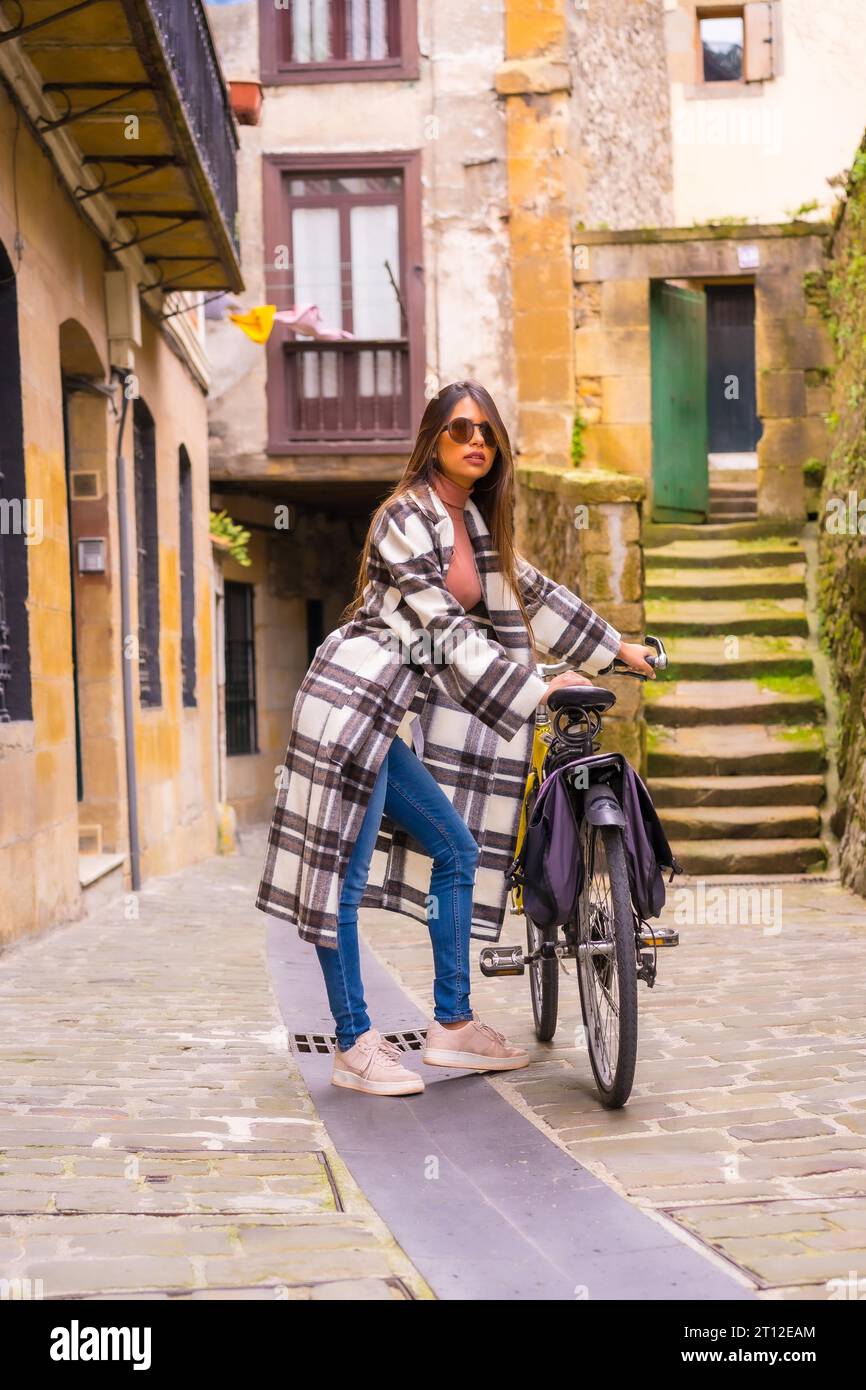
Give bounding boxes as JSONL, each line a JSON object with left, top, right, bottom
{"left": 643, "top": 521, "right": 829, "bottom": 876}
{"left": 708, "top": 476, "right": 758, "bottom": 522}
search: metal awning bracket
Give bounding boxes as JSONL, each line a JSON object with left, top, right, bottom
{"left": 109, "top": 211, "right": 202, "bottom": 254}
{"left": 75, "top": 154, "right": 180, "bottom": 202}
{"left": 36, "top": 82, "right": 151, "bottom": 133}
{"left": 146, "top": 258, "right": 221, "bottom": 294}
{"left": 0, "top": 0, "right": 105, "bottom": 46}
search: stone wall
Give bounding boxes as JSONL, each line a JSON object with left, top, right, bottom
{"left": 572, "top": 226, "right": 831, "bottom": 520}
{"left": 515, "top": 466, "right": 645, "bottom": 768}
{"left": 815, "top": 134, "right": 866, "bottom": 897}
{"left": 569, "top": 0, "right": 673, "bottom": 233}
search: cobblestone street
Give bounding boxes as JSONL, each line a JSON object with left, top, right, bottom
{"left": 0, "top": 838, "right": 430, "bottom": 1301}
{"left": 362, "top": 869, "right": 866, "bottom": 1298}
{"left": 2, "top": 829, "right": 865, "bottom": 1300}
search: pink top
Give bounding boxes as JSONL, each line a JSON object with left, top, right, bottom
{"left": 431, "top": 468, "right": 483, "bottom": 610}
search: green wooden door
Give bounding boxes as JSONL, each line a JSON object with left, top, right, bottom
{"left": 650, "top": 281, "right": 709, "bottom": 522}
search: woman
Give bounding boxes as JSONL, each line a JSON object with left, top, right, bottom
{"left": 257, "top": 380, "right": 654, "bottom": 1097}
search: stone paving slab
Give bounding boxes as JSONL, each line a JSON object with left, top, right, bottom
{"left": 0, "top": 844, "right": 432, "bottom": 1301}
{"left": 358, "top": 872, "right": 866, "bottom": 1297}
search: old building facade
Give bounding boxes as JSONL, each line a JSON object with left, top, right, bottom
{"left": 203, "top": 0, "right": 864, "bottom": 871}
{"left": 0, "top": 0, "right": 242, "bottom": 942}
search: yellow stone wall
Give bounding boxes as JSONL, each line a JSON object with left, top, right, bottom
{"left": 0, "top": 87, "right": 217, "bottom": 944}
{"left": 126, "top": 319, "right": 217, "bottom": 880}
{"left": 499, "top": 0, "right": 575, "bottom": 469}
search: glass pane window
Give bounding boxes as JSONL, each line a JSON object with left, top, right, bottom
{"left": 700, "top": 14, "right": 744, "bottom": 82}
{"left": 350, "top": 203, "right": 401, "bottom": 341}
{"left": 291, "top": 206, "right": 342, "bottom": 328}
{"left": 292, "top": 0, "right": 332, "bottom": 62}
{"left": 347, "top": 0, "right": 389, "bottom": 60}
{"left": 287, "top": 174, "right": 401, "bottom": 196}
{"left": 269, "top": 162, "right": 412, "bottom": 440}
{"left": 282, "top": 0, "right": 396, "bottom": 65}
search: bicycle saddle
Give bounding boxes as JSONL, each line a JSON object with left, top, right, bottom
{"left": 546, "top": 685, "right": 616, "bottom": 714}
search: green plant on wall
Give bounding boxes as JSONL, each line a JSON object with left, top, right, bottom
{"left": 785, "top": 198, "right": 821, "bottom": 221}
{"left": 571, "top": 412, "right": 587, "bottom": 466}
{"left": 816, "top": 129, "right": 866, "bottom": 894}
{"left": 209, "top": 509, "right": 252, "bottom": 567}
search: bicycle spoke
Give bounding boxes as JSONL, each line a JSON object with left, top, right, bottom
{"left": 577, "top": 821, "right": 622, "bottom": 1089}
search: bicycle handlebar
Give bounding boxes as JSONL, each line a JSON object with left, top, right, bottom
{"left": 536, "top": 635, "right": 668, "bottom": 682}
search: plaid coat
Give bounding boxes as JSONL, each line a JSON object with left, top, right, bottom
{"left": 256, "top": 477, "right": 622, "bottom": 948}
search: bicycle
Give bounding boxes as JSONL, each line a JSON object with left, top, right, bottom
{"left": 480, "top": 635, "right": 679, "bottom": 1110}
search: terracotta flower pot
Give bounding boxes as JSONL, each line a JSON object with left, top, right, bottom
{"left": 229, "top": 81, "right": 263, "bottom": 127}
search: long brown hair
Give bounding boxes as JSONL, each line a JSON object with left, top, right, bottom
{"left": 340, "top": 379, "right": 538, "bottom": 660}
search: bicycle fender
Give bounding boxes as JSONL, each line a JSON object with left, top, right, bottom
{"left": 583, "top": 782, "right": 625, "bottom": 828}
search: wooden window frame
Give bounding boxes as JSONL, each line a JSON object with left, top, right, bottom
{"left": 688, "top": 2, "right": 776, "bottom": 95}
{"left": 260, "top": 0, "right": 419, "bottom": 86}
{"left": 262, "top": 149, "right": 425, "bottom": 455}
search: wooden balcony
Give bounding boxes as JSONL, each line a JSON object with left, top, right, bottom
{"left": 268, "top": 338, "right": 412, "bottom": 453}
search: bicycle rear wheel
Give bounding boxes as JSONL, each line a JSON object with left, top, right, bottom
{"left": 527, "top": 914, "right": 558, "bottom": 1042}
{"left": 575, "top": 821, "right": 638, "bottom": 1109}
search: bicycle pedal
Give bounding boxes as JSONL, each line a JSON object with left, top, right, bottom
{"left": 639, "top": 926, "right": 679, "bottom": 948}
{"left": 479, "top": 945, "right": 525, "bottom": 977}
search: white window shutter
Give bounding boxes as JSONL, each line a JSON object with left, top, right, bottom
{"left": 744, "top": 2, "right": 775, "bottom": 82}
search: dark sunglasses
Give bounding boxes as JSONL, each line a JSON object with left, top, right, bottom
{"left": 440, "top": 416, "right": 496, "bottom": 448}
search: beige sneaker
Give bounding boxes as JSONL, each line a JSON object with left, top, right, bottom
{"left": 422, "top": 1015, "right": 530, "bottom": 1072}
{"left": 332, "top": 1028, "right": 425, "bottom": 1096}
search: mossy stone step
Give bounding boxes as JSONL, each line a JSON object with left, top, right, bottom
{"left": 646, "top": 597, "right": 808, "bottom": 637}
{"left": 645, "top": 677, "right": 824, "bottom": 727}
{"left": 647, "top": 723, "right": 825, "bottom": 777}
{"left": 647, "top": 566, "right": 806, "bottom": 602}
{"left": 660, "top": 804, "right": 820, "bottom": 841}
{"left": 646, "top": 537, "right": 804, "bottom": 570}
{"left": 644, "top": 520, "right": 802, "bottom": 546}
{"left": 669, "top": 838, "right": 828, "bottom": 875}
{"left": 710, "top": 500, "right": 758, "bottom": 515}
{"left": 709, "top": 481, "right": 758, "bottom": 495}
{"left": 661, "top": 635, "right": 813, "bottom": 679}
{"left": 649, "top": 774, "right": 825, "bottom": 808}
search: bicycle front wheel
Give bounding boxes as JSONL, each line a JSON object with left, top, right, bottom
{"left": 575, "top": 821, "right": 638, "bottom": 1109}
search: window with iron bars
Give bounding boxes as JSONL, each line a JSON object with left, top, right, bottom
{"left": 0, "top": 256, "right": 32, "bottom": 724}
{"left": 178, "top": 446, "right": 196, "bottom": 708}
{"left": 224, "top": 581, "right": 258, "bottom": 756}
{"left": 133, "top": 400, "right": 162, "bottom": 708}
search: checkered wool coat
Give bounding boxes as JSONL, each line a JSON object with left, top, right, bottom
{"left": 256, "top": 477, "right": 622, "bottom": 948}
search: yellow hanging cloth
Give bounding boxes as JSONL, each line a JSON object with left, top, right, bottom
{"left": 228, "top": 305, "right": 276, "bottom": 344}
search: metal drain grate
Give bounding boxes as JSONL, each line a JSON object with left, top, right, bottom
{"left": 291, "top": 1028, "right": 428, "bottom": 1056}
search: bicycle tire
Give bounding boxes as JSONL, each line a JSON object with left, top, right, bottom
{"left": 575, "top": 822, "right": 638, "bottom": 1109}
{"left": 526, "top": 914, "right": 559, "bottom": 1042}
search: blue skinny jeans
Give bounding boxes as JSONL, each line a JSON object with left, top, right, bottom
{"left": 315, "top": 734, "right": 479, "bottom": 1051}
